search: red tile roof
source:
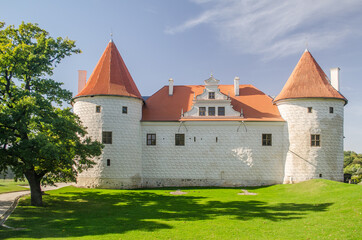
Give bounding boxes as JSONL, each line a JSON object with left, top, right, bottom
{"left": 274, "top": 50, "right": 347, "bottom": 103}
{"left": 75, "top": 41, "right": 142, "bottom": 100}
{"left": 142, "top": 85, "right": 284, "bottom": 122}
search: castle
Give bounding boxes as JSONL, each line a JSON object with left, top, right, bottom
{"left": 73, "top": 40, "right": 347, "bottom": 188}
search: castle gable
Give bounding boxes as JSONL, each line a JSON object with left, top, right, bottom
{"left": 142, "top": 78, "right": 283, "bottom": 122}
{"left": 183, "top": 75, "right": 242, "bottom": 119}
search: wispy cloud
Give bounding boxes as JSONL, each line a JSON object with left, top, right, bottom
{"left": 165, "top": 0, "right": 362, "bottom": 60}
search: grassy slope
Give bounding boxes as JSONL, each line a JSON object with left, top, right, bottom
{"left": 0, "top": 180, "right": 28, "bottom": 194}
{"left": 1, "top": 179, "right": 361, "bottom": 240}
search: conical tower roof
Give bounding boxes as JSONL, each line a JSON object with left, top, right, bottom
{"left": 75, "top": 40, "right": 142, "bottom": 100}
{"left": 274, "top": 50, "right": 346, "bottom": 103}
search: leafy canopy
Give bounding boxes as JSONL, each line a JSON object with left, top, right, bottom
{"left": 0, "top": 22, "right": 103, "bottom": 188}
{"left": 344, "top": 151, "right": 362, "bottom": 183}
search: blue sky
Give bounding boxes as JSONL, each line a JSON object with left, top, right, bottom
{"left": 1, "top": 0, "right": 362, "bottom": 153}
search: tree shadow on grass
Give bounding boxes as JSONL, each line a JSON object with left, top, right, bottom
{"left": 0, "top": 187, "right": 333, "bottom": 239}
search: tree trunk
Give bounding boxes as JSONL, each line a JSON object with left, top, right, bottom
{"left": 25, "top": 169, "right": 43, "bottom": 206}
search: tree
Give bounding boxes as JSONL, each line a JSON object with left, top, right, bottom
{"left": 0, "top": 22, "right": 103, "bottom": 206}
{"left": 344, "top": 151, "right": 362, "bottom": 184}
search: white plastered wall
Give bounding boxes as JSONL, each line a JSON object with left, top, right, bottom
{"left": 277, "top": 99, "right": 344, "bottom": 183}
{"left": 73, "top": 96, "right": 143, "bottom": 188}
{"left": 141, "top": 121, "right": 285, "bottom": 187}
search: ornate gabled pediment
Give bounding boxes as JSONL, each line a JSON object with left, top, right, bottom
{"left": 204, "top": 74, "right": 220, "bottom": 86}
{"left": 183, "top": 76, "right": 243, "bottom": 119}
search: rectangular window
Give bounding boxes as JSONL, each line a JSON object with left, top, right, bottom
{"left": 96, "top": 105, "right": 101, "bottom": 113}
{"left": 311, "top": 134, "right": 320, "bottom": 147}
{"left": 102, "top": 131, "right": 112, "bottom": 144}
{"left": 122, "top": 106, "right": 128, "bottom": 114}
{"left": 329, "top": 107, "right": 334, "bottom": 113}
{"left": 175, "top": 134, "right": 185, "bottom": 146}
{"left": 147, "top": 134, "right": 156, "bottom": 145}
{"left": 208, "top": 107, "right": 215, "bottom": 116}
{"left": 107, "top": 159, "right": 111, "bottom": 166}
{"left": 262, "top": 134, "right": 272, "bottom": 146}
{"left": 218, "top": 107, "right": 225, "bottom": 116}
{"left": 308, "top": 107, "right": 312, "bottom": 113}
{"left": 209, "top": 92, "right": 215, "bottom": 99}
{"left": 199, "top": 107, "right": 206, "bottom": 116}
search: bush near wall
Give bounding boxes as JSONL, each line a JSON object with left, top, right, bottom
{"left": 344, "top": 151, "right": 362, "bottom": 184}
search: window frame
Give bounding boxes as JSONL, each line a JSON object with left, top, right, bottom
{"left": 106, "top": 159, "right": 111, "bottom": 166}
{"left": 311, "top": 134, "right": 321, "bottom": 147}
{"left": 208, "top": 107, "right": 216, "bottom": 116}
{"left": 102, "top": 131, "right": 112, "bottom": 144}
{"left": 329, "top": 107, "right": 334, "bottom": 113}
{"left": 147, "top": 133, "right": 156, "bottom": 146}
{"left": 122, "top": 106, "right": 128, "bottom": 114}
{"left": 96, "top": 105, "right": 101, "bottom": 113}
{"left": 308, "top": 107, "right": 312, "bottom": 113}
{"left": 199, "top": 107, "right": 206, "bottom": 116}
{"left": 218, "top": 107, "right": 225, "bottom": 116}
{"left": 262, "top": 134, "right": 272, "bottom": 146}
{"left": 175, "top": 133, "right": 185, "bottom": 146}
{"left": 208, "top": 92, "right": 215, "bottom": 99}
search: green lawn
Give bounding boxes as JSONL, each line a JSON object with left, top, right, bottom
{"left": 0, "top": 179, "right": 28, "bottom": 194}
{"left": 1, "top": 179, "right": 361, "bottom": 239}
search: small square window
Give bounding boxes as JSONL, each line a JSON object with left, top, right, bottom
{"left": 218, "top": 107, "right": 225, "bottom": 116}
{"left": 96, "top": 106, "right": 101, "bottom": 113}
{"left": 175, "top": 134, "right": 185, "bottom": 146}
{"left": 209, "top": 92, "right": 215, "bottom": 99}
{"left": 329, "top": 107, "right": 334, "bottom": 113}
{"left": 147, "top": 134, "right": 156, "bottom": 145}
{"left": 308, "top": 107, "right": 312, "bottom": 113}
{"left": 262, "top": 134, "right": 272, "bottom": 146}
{"left": 199, "top": 107, "right": 206, "bottom": 116}
{"left": 311, "top": 134, "right": 320, "bottom": 147}
{"left": 102, "top": 131, "right": 112, "bottom": 144}
{"left": 208, "top": 107, "right": 215, "bottom": 116}
{"left": 107, "top": 159, "right": 111, "bottom": 166}
{"left": 122, "top": 106, "right": 128, "bottom": 114}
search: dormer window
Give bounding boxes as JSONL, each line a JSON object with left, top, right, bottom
{"left": 209, "top": 92, "right": 215, "bottom": 99}
{"left": 208, "top": 107, "right": 215, "bottom": 116}
{"left": 199, "top": 107, "right": 206, "bottom": 116}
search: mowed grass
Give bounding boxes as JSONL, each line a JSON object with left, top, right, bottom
{"left": 1, "top": 179, "right": 361, "bottom": 240}
{"left": 0, "top": 179, "right": 28, "bottom": 194}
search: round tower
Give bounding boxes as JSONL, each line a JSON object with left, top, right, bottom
{"left": 274, "top": 50, "right": 347, "bottom": 183}
{"left": 73, "top": 40, "right": 143, "bottom": 188}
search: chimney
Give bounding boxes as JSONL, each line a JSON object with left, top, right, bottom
{"left": 234, "top": 76, "right": 240, "bottom": 96}
{"left": 78, "top": 70, "right": 87, "bottom": 93}
{"left": 330, "top": 68, "right": 340, "bottom": 91}
{"left": 169, "top": 78, "right": 174, "bottom": 96}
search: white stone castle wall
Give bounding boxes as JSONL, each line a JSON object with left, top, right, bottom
{"left": 74, "top": 96, "right": 143, "bottom": 188}
{"left": 277, "top": 99, "right": 344, "bottom": 183}
{"left": 141, "top": 121, "right": 285, "bottom": 187}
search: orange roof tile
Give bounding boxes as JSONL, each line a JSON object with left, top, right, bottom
{"left": 274, "top": 50, "right": 347, "bottom": 103}
{"left": 74, "top": 41, "right": 142, "bottom": 100}
{"left": 142, "top": 85, "right": 284, "bottom": 122}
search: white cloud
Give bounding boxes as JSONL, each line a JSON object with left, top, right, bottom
{"left": 166, "top": 0, "right": 362, "bottom": 60}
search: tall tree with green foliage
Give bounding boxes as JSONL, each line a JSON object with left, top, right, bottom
{"left": 0, "top": 22, "right": 103, "bottom": 206}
